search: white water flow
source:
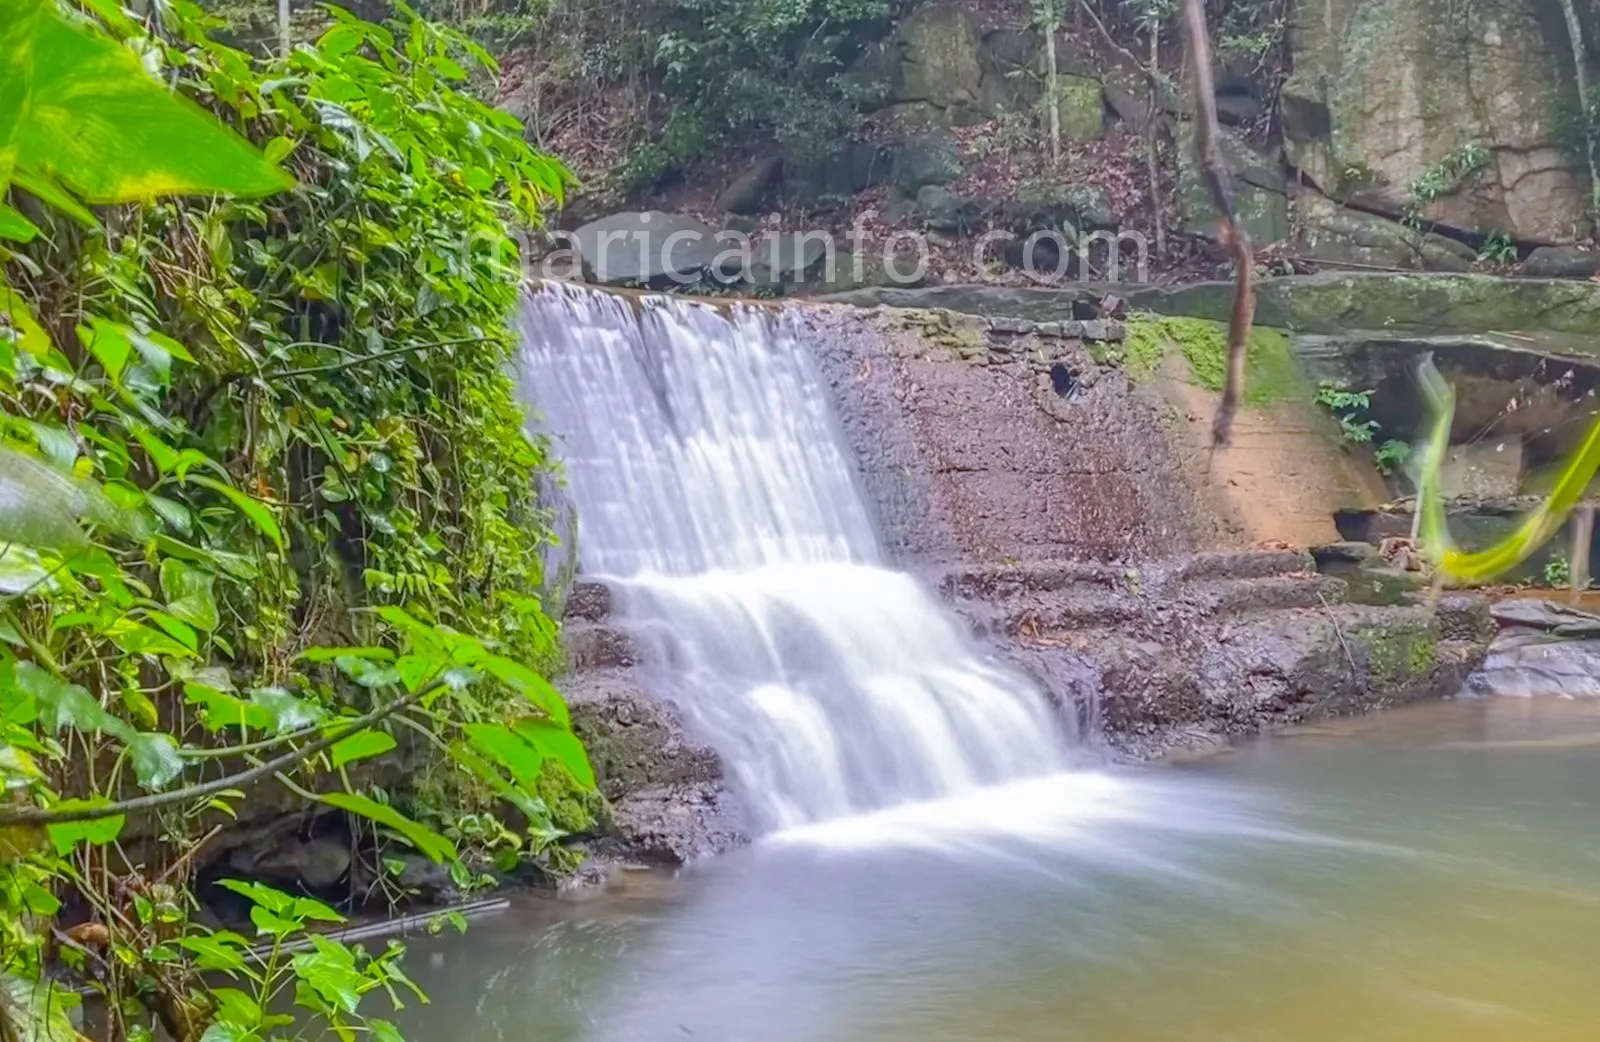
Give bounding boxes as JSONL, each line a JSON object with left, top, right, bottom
{"left": 518, "top": 283, "right": 1070, "bottom": 832}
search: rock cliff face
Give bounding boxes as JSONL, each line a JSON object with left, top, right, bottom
{"left": 1284, "top": 0, "right": 1589, "bottom": 244}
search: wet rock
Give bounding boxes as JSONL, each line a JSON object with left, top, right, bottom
{"left": 1490, "top": 598, "right": 1600, "bottom": 636}
{"left": 1296, "top": 194, "right": 1477, "bottom": 272}
{"left": 1469, "top": 632, "right": 1600, "bottom": 698}
{"left": 1523, "top": 246, "right": 1600, "bottom": 280}
{"left": 603, "top": 783, "right": 746, "bottom": 865}
{"left": 388, "top": 853, "right": 460, "bottom": 902}
{"left": 573, "top": 211, "right": 722, "bottom": 286}
{"left": 1214, "top": 91, "right": 1263, "bottom": 126}
{"left": 1439, "top": 440, "right": 1525, "bottom": 499}
{"left": 224, "top": 825, "right": 351, "bottom": 891}
{"left": 785, "top": 141, "right": 892, "bottom": 206}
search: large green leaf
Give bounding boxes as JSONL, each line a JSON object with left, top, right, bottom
{"left": 0, "top": 972, "right": 87, "bottom": 1042}
{"left": 4, "top": 0, "right": 294, "bottom": 203}
{"left": 128, "top": 731, "right": 184, "bottom": 790}
{"left": 463, "top": 722, "right": 543, "bottom": 789}
{"left": 45, "top": 799, "right": 125, "bottom": 853}
{"left": 514, "top": 717, "right": 595, "bottom": 789}
{"left": 0, "top": 445, "right": 89, "bottom": 550}
{"left": 160, "top": 558, "right": 220, "bottom": 632}
{"left": 329, "top": 728, "right": 397, "bottom": 768}
{"left": 319, "top": 791, "right": 455, "bottom": 863}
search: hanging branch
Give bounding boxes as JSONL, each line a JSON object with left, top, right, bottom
{"left": 1178, "top": 0, "right": 1255, "bottom": 447}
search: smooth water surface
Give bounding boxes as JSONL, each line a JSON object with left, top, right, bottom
{"left": 398, "top": 697, "right": 1600, "bottom": 1042}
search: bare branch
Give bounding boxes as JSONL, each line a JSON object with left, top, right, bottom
{"left": 1178, "top": 0, "right": 1256, "bottom": 447}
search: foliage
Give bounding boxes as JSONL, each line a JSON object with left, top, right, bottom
{"left": 1314, "top": 381, "right": 1378, "bottom": 444}
{"left": 1544, "top": 551, "right": 1572, "bottom": 588}
{"left": 1374, "top": 438, "right": 1409, "bottom": 477}
{"left": 2, "top": 4, "right": 590, "bottom": 1041}
{"left": 1477, "top": 230, "right": 1516, "bottom": 264}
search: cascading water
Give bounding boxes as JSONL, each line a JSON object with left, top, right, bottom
{"left": 517, "top": 283, "right": 1071, "bottom": 832}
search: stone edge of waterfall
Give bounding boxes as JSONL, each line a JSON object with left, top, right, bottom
{"left": 521, "top": 284, "right": 1500, "bottom": 874}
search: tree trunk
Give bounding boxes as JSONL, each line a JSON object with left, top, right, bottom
{"left": 1558, "top": 0, "right": 1600, "bottom": 215}
{"left": 1044, "top": 17, "right": 1062, "bottom": 169}
{"left": 278, "top": 0, "right": 290, "bottom": 57}
{"left": 1146, "top": 26, "right": 1166, "bottom": 256}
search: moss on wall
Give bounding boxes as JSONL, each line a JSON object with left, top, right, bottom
{"left": 1122, "top": 314, "right": 1307, "bottom": 405}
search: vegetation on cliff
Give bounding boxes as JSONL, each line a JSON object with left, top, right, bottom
{"left": 2, "top": 3, "right": 590, "bottom": 1039}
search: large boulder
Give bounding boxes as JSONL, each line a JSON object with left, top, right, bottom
{"left": 1177, "top": 124, "right": 1288, "bottom": 245}
{"left": 1296, "top": 193, "right": 1477, "bottom": 271}
{"left": 888, "top": 3, "right": 985, "bottom": 124}
{"left": 890, "top": 130, "right": 964, "bottom": 196}
{"left": 1282, "top": 0, "right": 1589, "bottom": 244}
{"left": 1524, "top": 245, "right": 1600, "bottom": 279}
{"left": 572, "top": 211, "right": 723, "bottom": 286}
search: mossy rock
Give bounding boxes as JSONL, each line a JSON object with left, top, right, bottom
{"left": 535, "top": 758, "right": 608, "bottom": 835}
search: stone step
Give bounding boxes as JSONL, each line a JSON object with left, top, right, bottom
{"left": 1182, "top": 573, "right": 1350, "bottom": 616}
{"left": 937, "top": 560, "right": 1127, "bottom": 599}
{"left": 1166, "top": 549, "right": 1318, "bottom": 582}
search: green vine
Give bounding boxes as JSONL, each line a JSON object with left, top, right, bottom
{"left": 3, "top": 3, "right": 590, "bottom": 1040}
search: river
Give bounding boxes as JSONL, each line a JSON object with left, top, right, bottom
{"left": 413, "top": 285, "right": 1600, "bottom": 1042}
{"left": 398, "top": 696, "right": 1600, "bottom": 1042}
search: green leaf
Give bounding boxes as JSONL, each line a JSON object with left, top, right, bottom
{"left": 214, "top": 878, "right": 295, "bottom": 916}
{"left": 369, "top": 1020, "right": 406, "bottom": 1042}
{"left": 299, "top": 645, "right": 395, "bottom": 664}
{"left": 188, "top": 475, "right": 285, "bottom": 549}
{"left": 78, "top": 316, "right": 131, "bottom": 382}
{"left": 251, "top": 687, "right": 326, "bottom": 733}
{"left": 463, "top": 723, "right": 543, "bottom": 789}
{"left": 319, "top": 791, "right": 455, "bottom": 863}
{"left": 330, "top": 728, "right": 397, "bottom": 768}
{"left": 46, "top": 799, "right": 125, "bottom": 853}
{"left": 23, "top": 421, "right": 77, "bottom": 471}
{"left": 7, "top": 0, "right": 294, "bottom": 203}
{"left": 177, "top": 935, "right": 250, "bottom": 976}
{"left": 184, "top": 683, "right": 274, "bottom": 733}
{"left": 160, "top": 558, "right": 220, "bottom": 631}
{"left": 291, "top": 936, "right": 365, "bottom": 1014}
{"left": 0, "top": 202, "right": 39, "bottom": 243}
{"left": 20, "top": 662, "right": 132, "bottom": 741}
{"left": 248, "top": 905, "right": 300, "bottom": 937}
{"left": 514, "top": 716, "right": 595, "bottom": 789}
{"left": 128, "top": 732, "right": 184, "bottom": 790}
{"left": 0, "top": 445, "right": 90, "bottom": 550}
{"left": 0, "top": 972, "right": 85, "bottom": 1042}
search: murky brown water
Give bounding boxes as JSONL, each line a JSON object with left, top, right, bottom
{"left": 396, "top": 697, "right": 1600, "bottom": 1042}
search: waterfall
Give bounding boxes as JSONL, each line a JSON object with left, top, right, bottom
{"left": 517, "top": 283, "right": 1070, "bottom": 832}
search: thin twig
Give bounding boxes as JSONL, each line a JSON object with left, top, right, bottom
{"left": 1315, "top": 590, "right": 1360, "bottom": 683}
